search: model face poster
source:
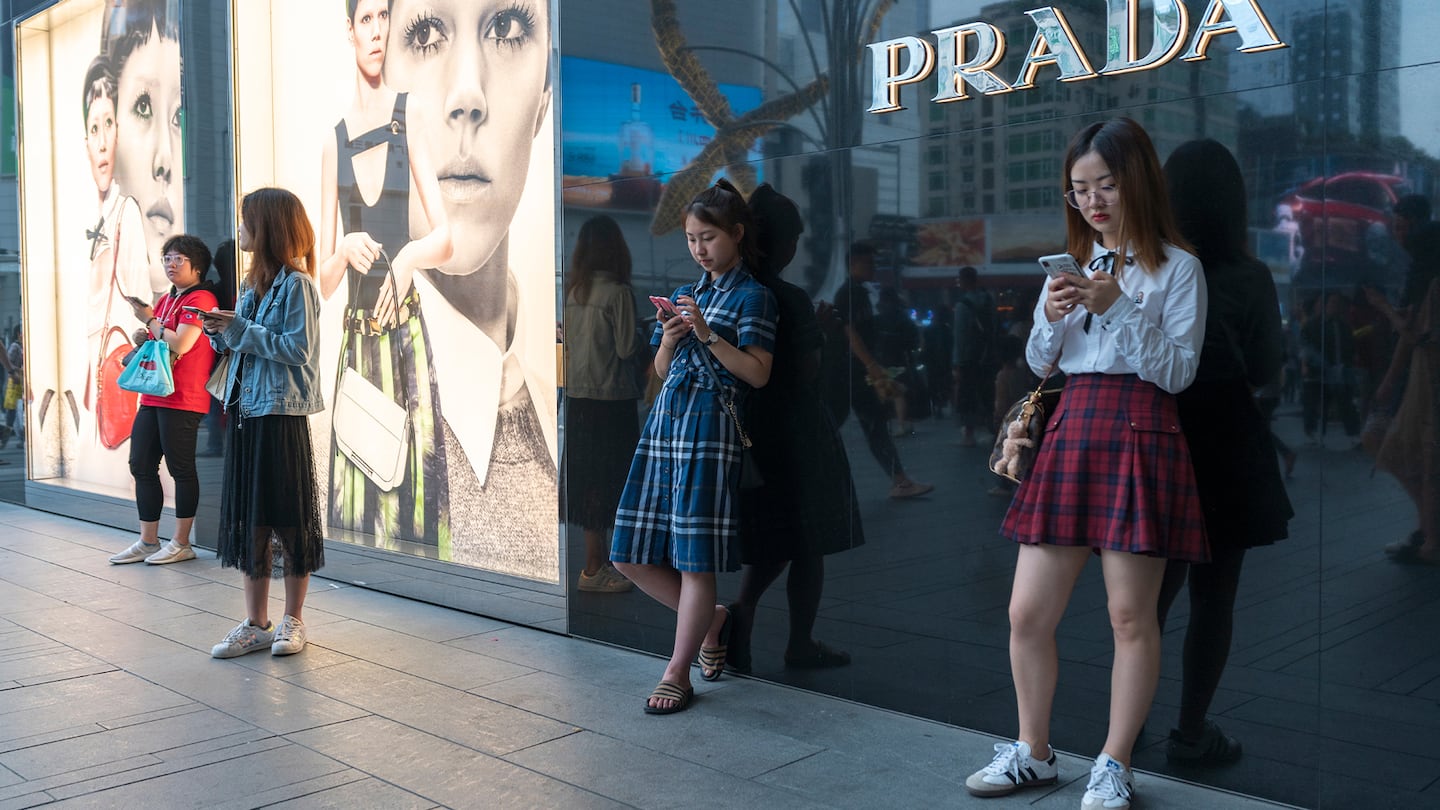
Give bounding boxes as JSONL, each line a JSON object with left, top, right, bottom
{"left": 234, "top": 0, "right": 559, "bottom": 583}
{"left": 17, "top": 0, "right": 185, "bottom": 497}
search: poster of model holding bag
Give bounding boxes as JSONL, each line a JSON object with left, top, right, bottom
{"left": 19, "top": 0, "right": 184, "bottom": 497}
{"left": 317, "top": 0, "right": 453, "bottom": 553}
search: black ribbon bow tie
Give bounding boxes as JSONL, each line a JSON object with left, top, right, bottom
{"left": 87, "top": 218, "right": 107, "bottom": 260}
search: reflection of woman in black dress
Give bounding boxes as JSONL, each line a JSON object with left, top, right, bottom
{"left": 729, "top": 184, "right": 864, "bottom": 673}
{"left": 318, "top": 0, "right": 452, "bottom": 550}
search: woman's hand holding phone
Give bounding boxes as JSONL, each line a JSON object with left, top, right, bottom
{"left": 649, "top": 295, "right": 680, "bottom": 319}
{"left": 194, "top": 308, "right": 235, "bottom": 332}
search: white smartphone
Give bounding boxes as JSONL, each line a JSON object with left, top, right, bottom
{"left": 1038, "top": 253, "right": 1084, "bottom": 278}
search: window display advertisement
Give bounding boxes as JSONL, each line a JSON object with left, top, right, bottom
{"left": 234, "top": 0, "right": 560, "bottom": 583}
{"left": 17, "top": 0, "right": 186, "bottom": 500}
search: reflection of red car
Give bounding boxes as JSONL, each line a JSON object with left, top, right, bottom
{"left": 1282, "top": 172, "right": 1409, "bottom": 267}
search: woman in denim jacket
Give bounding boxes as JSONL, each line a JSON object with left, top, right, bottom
{"left": 200, "top": 188, "right": 326, "bottom": 660}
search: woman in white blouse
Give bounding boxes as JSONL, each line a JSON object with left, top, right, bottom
{"left": 965, "top": 118, "right": 1208, "bottom": 810}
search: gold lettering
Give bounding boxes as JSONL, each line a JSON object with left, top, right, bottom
{"left": 1012, "top": 8, "right": 1097, "bottom": 91}
{"left": 867, "top": 36, "right": 936, "bottom": 114}
{"left": 1181, "top": 0, "right": 1288, "bottom": 62}
{"left": 932, "top": 23, "right": 1013, "bottom": 103}
{"left": 1099, "top": 0, "right": 1189, "bottom": 76}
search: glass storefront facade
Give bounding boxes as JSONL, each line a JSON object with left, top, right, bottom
{"left": 3, "top": 2, "right": 1438, "bottom": 806}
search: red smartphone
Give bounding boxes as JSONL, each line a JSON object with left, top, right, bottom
{"left": 648, "top": 295, "right": 679, "bottom": 317}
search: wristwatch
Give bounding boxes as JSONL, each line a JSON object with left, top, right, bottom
{"left": 702, "top": 331, "right": 720, "bottom": 346}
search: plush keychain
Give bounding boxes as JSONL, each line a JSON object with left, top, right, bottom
{"left": 992, "top": 416, "right": 1036, "bottom": 479}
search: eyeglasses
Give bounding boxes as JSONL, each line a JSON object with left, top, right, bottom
{"left": 161, "top": 253, "right": 189, "bottom": 266}
{"left": 1065, "top": 185, "right": 1119, "bottom": 209}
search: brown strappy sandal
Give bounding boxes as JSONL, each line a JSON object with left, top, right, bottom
{"left": 643, "top": 680, "right": 694, "bottom": 715}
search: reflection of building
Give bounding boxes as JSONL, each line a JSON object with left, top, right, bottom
{"left": 921, "top": 0, "right": 1234, "bottom": 223}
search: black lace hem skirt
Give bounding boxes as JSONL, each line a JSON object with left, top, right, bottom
{"left": 217, "top": 413, "right": 325, "bottom": 580}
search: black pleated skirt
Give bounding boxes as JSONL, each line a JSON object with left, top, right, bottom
{"left": 563, "top": 397, "right": 641, "bottom": 532}
{"left": 217, "top": 412, "right": 325, "bottom": 580}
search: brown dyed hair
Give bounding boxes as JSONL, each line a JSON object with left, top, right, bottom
{"left": 1062, "top": 118, "right": 1192, "bottom": 273}
{"left": 566, "top": 214, "right": 632, "bottom": 306}
{"left": 683, "top": 178, "right": 760, "bottom": 270}
{"left": 241, "top": 187, "right": 316, "bottom": 298}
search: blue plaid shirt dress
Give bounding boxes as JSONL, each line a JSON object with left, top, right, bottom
{"left": 610, "top": 264, "right": 778, "bottom": 572}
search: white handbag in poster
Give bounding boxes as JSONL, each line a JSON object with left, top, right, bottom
{"left": 332, "top": 366, "right": 409, "bottom": 492}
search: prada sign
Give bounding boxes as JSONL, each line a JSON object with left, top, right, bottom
{"left": 868, "top": 0, "right": 1285, "bottom": 114}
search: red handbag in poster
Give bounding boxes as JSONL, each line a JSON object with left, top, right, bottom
{"left": 96, "top": 325, "right": 137, "bottom": 449}
{"left": 94, "top": 221, "right": 137, "bottom": 449}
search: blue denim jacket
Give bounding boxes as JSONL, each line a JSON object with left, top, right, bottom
{"left": 209, "top": 267, "right": 324, "bottom": 417}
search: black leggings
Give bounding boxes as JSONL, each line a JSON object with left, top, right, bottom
{"left": 129, "top": 405, "right": 204, "bottom": 521}
{"left": 1156, "top": 545, "right": 1248, "bottom": 735}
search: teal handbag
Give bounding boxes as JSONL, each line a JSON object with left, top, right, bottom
{"left": 116, "top": 339, "right": 175, "bottom": 397}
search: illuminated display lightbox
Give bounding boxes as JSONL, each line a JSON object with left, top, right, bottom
{"left": 561, "top": 56, "right": 762, "bottom": 209}
{"left": 17, "top": 0, "right": 187, "bottom": 500}
{"left": 233, "top": 0, "right": 560, "bottom": 583}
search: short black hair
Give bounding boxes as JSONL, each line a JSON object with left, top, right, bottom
{"left": 82, "top": 56, "right": 115, "bottom": 122}
{"left": 1395, "top": 194, "right": 1432, "bottom": 223}
{"left": 849, "top": 240, "right": 877, "bottom": 259}
{"left": 161, "top": 234, "right": 212, "bottom": 277}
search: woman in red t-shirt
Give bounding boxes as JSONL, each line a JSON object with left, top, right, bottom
{"left": 108, "top": 235, "right": 219, "bottom": 566}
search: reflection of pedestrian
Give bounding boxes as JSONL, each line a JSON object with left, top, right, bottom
{"left": 108, "top": 236, "right": 218, "bottom": 566}
{"left": 611, "top": 180, "right": 778, "bottom": 714}
{"left": 205, "top": 188, "right": 325, "bottom": 660}
{"left": 729, "top": 184, "right": 863, "bottom": 674}
{"left": 954, "top": 266, "right": 998, "bottom": 446}
{"left": 1156, "top": 138, "right": 1292, "bottom": 765}
{"left": 827, "top": 242, "right": 932, "bottom": 499}
{"left": 384, "top": 0, "right": 558, "bottom": 578}
{"left": 319, "top": 0, "right": 453, "bottom": 550}
{"left": 563, "top": 216, "right": 640, "bottom": 594}
{"left": 1300, "top": 292, "right": 1361, "bottom": 440}
{"left": 968, "top": 118, "right": 1207, "bottom": 809}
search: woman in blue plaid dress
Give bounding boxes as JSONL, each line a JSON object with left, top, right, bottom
{"left": 966, "top": 119, "right": 1208, "bottom": 810}
{"left": 611, "top": 180, "right": 777, "bottom": 715}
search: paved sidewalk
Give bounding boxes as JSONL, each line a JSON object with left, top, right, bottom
{"left": 0, "top": 504, "right": 1291, "bottom": 809}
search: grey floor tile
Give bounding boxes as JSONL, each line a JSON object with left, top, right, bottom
{"left": 0, "top": 707, "right": 256, "bottom": 780}
{"left": 0, "top": 670, "right": 192, "bottom": 744}
{"left": 287, "top": 716, "right": 624, "bottom": 809}
{"left": 0, "top": 791, "right": 54, "bottom": 810}
{"left": 43, "top": 742, "right": 346, "bottom": 807}
{"left": 120, "top": 653, "right": 370, "bottom": 735}
{"left": 506, "top": 729, "right": 832, "bottom": 809}
{"left": 310, "top": 619, "right": 535, "bottom": 690}
{"left": 302, "top": 583, "right": 513, "bottom": 641}
{"left": 481, "top": 670, "right": 826, "bottom": 778}
{"left": 286, "top": 660, "right": 574, "bottom": 756}
{"left": 254, "top": 775, "right": 437, "bottom": 810}
{"left": 15, "top": 606, "right": 195, "bottom": 667}
{"left": 0, "top": 766, "right": 18, "bottom": 790}
{"left": 447, "top": 626, "right": 659, "bottom": 694}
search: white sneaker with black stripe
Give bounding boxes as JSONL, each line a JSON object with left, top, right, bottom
{"left": 965, "top": 740, "right": 1059, "bottom": 797}
{"left": 1081, "top": 752, "right": 1135, "bottom": 809}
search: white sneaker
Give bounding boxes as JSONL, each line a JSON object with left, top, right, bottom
{"left": 271, "top": 615, "right": 307, "bottom": 656}
{"left": 578, "top": 564, "right": 634, "bottom": 593}
{"left": 965, "top": 741, "right": 1059, "bottom": 797}
{"left": 211, "top": 620, "right": 274, "bottom": 658}
{"left": 1081, "top": 753, "right": 1135, "bottom": 809}
{"left": 109, "top": 540, "right": 161, "bottom": 565}
{"left": 144, "top": 540, "right": 196, "bottom": 565}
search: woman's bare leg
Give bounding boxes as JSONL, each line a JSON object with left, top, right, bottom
{"left": 612, "top": 562, "right": 726, "bottom": 710}
{"left": 1099, "top": 550, "right": 1169, "bottom": 767}
{"left": 1009, "top": 543, "right": 1091, "bottom": 758}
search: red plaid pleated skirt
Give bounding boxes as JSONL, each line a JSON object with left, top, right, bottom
{"left": 1001, "top": 373, "right": 1209, "bottom": 562}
